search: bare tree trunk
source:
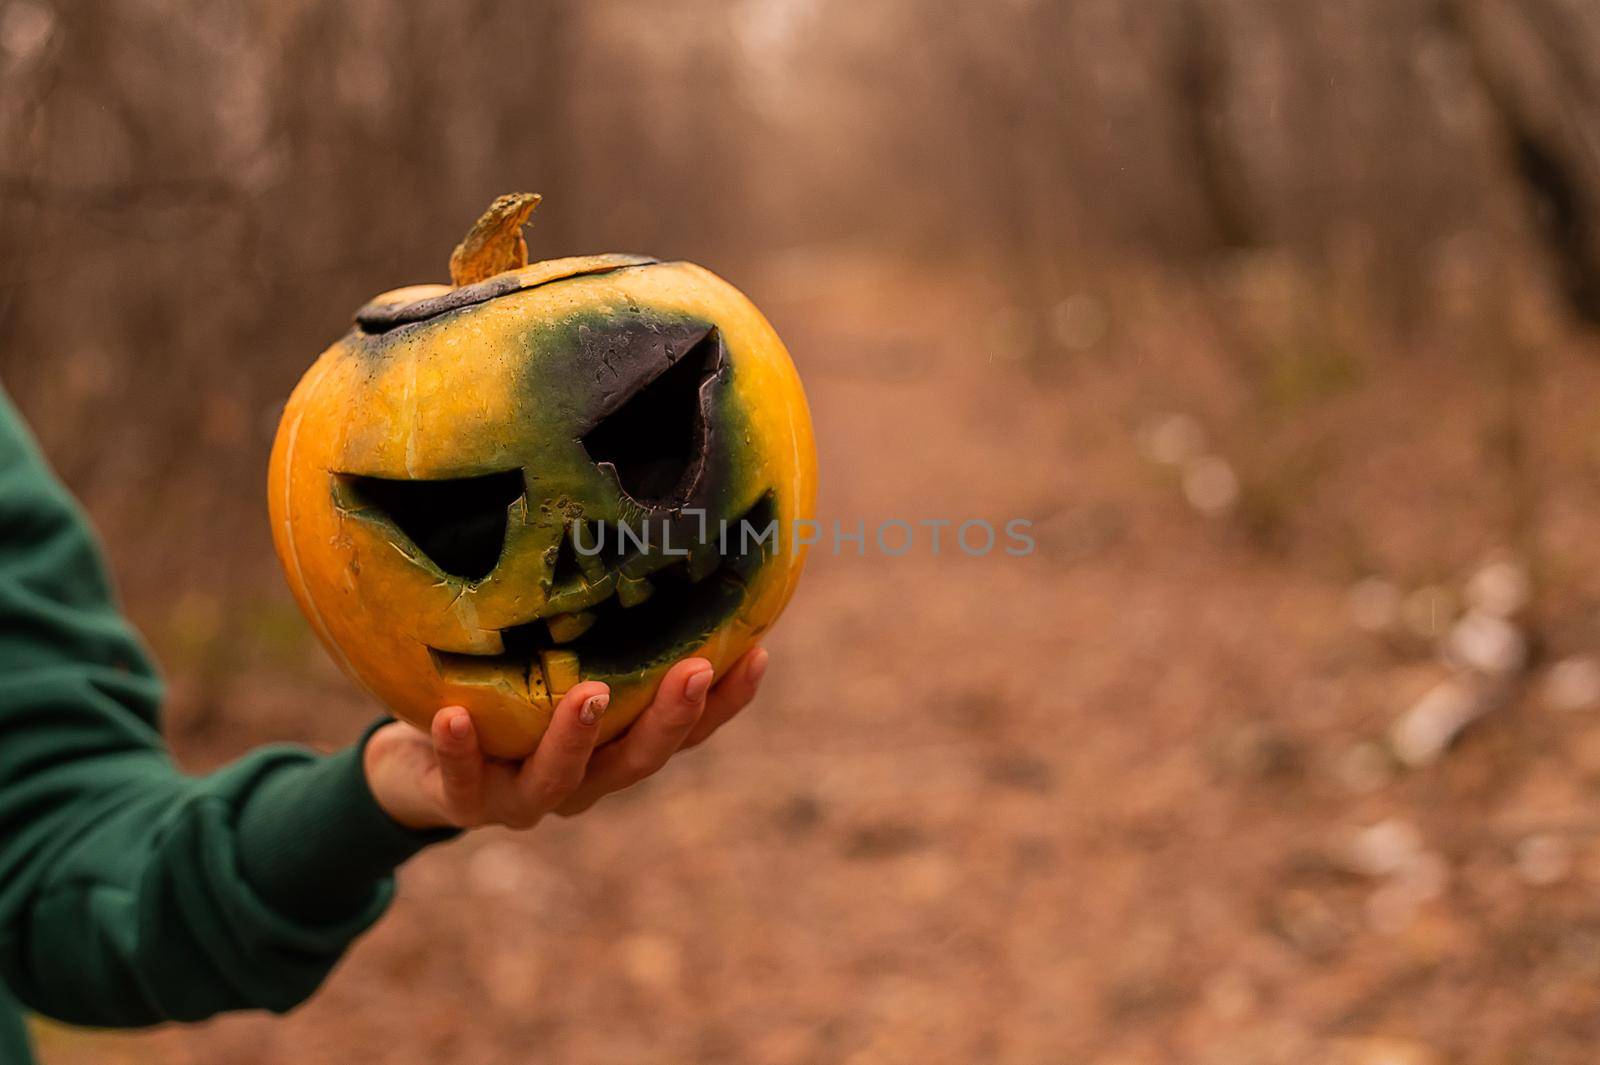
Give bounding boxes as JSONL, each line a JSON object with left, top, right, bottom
{"left": 1171, "top": 0, "right": 1259, "bottom": 250}
{"left": 1449, "top": 0, "right": 1600, "bottom": 325}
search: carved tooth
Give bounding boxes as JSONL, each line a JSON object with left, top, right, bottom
{"left": 569, "top": 521, "right": 609, "bottom": 583}
{"left": 527, "top": 665, "right": 551, "bottom": 707}
{"left": 539, "top": 649, "right": 581, "bottom": 696}
{"left": 619, "top": 550, "right": 657, "bottom": 581}
{"left": 545, "top": 610, "right": 597, "bottom": 644}
{"left": 616, "top": 574, "right": 654, "bottom": 608}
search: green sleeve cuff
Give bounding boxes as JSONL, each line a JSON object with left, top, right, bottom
{"left": 233, "top": 721, "right": 458, "bottom": 923}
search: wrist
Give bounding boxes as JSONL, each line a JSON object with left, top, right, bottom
{"left": 234, "top": 734, "right": 452, "bottom": 922}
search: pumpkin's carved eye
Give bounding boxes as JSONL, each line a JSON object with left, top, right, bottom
{"left": 340, "top": 470, "right": 525, "bottom": 582}
{"left": 581, "top": 329, "right": 723, "bottom": 507}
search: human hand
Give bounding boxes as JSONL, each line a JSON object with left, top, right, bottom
{"left": 363, "top": 648, "right": 768, "bottom": 830}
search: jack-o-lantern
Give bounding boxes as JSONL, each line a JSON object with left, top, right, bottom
{"left": 268, "top": 194, "right": 816, "bottom": 757}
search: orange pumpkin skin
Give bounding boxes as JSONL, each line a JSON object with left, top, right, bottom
{"left": 268, "top": 254, "right": 816, "bottom": 758}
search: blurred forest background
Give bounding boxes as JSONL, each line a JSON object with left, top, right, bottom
{"left": 8, "top": 0, "right": 1600, "bottom": 1063}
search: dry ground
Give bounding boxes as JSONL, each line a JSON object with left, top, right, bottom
{"left": 28, "top": 251, "right": 1600, "bottom": 1065}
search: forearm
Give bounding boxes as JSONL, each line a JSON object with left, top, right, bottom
{"left": 232, "top": 726, "right": 457, "bottom": 924}
{"left": 0, "top": 383, "right": 450, "bottom": 1025}
{"left": 0, "top": 717, "right": 442, "bottom": 1027}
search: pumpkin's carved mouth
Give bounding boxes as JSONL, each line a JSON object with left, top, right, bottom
{"left": 427, "top": 494, "right": 775, "bottom": 698}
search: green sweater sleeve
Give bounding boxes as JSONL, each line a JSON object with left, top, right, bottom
{"left": 0, "top": 386, "right": 447, "bottom": 1028}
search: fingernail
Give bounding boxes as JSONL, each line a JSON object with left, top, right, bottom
{"left": 748, "top": 648, "right": 769, "bottom": 684}
{"left": 684, "top": 669, "right": 714, "bottom": 702}
{"left": 448, "top": 711, "right": 472, "bottom": 740}
{"left": 579, "top": 693, "right": 609, "bottom": 726}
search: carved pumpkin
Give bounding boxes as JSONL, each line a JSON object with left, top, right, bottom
{"left": 268, "top": 194, "right": 816, "bottom": 757}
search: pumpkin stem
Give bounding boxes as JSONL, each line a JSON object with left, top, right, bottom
{"left": 449, "top": 192, "right": 542, "bottom": 287}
